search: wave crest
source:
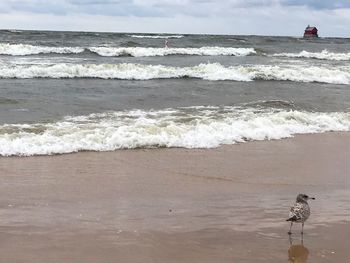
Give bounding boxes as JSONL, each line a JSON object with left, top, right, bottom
{"left": 0, "top": 43, "right": 256, "bottom": 57}
{"left": 89, "top": 46, "right": 256, "bottom": 57}
{"left": 0, "top": 43, "right": 84, "bottom": 56}
{"left": 273, "top": 50, "right": 350, "bottom": 61}
{"left": 0, "top": 62, "right": 349, "bottom": 84}
{"left": 128, "top": 34, "right": 184, "bottom": 39}
{"left": 1, "top": 106, "right": 349, "bottom": 156}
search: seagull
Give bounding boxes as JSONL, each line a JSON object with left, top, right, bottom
{"left": 286, "top": 194, "right": 315, "bottom": 234}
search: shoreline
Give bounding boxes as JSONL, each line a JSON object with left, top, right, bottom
{"left": 1, "top": 132, "right": 350, "bottom": 262}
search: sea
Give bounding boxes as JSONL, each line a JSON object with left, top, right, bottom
{"left": 0, "top": 30, "right": 350, "bottom": 156}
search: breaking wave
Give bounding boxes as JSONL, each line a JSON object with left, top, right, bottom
{"left": 128, "top": 34, "right": 184, "bottom": 39}
{"left": 0, "top": 62, "right": 349, "bottom": 84}
{"left": 0, "top": 43, "right": 256, "bottom": 57}
{"left": 273, "top": 50, "right": 350, "bottom": 61}
{"left": 89, "top": 46, "right": 256, "bottom": 57}
{"left": 1, "top": 106, "right": 349, "bottom": 156}
{"left": 0, "top": 43, "right": 84, "bottom": 56}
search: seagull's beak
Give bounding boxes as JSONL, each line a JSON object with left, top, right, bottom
{"left": 310, "top": 197, "right": 315, "bottom": 200}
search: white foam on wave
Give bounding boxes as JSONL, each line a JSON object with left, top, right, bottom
{"left": 246, "top": 64, "right": 350, "bottom": 84}
{"left": 1, "top": 106, "right": 349, "bottom": 156}
{"left": 273, "top": 50, "right": 350, "bottom": 61}
{"left": 0, "top": 43, "right": 84, "bottom": 56}
{"left": 0, "top": 62, "right": 349, "bottom": 84}
{"left": 88, "top": 46, "right": 256, "bottom": 57}
{"left": 0, "top": 43, "right": 255, "bottom": 57}
{"left": 128, "top": 34, "right": 184, "bottom": 39}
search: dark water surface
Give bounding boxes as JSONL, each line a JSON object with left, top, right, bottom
{"left": 0, "top": 30, "right": 349, "bottom": 155}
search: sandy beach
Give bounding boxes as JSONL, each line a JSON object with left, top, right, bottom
{"left": 1, "top": 132, "right": 350, "bottom": 262}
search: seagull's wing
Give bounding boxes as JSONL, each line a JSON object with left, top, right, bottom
{"left": 287, "top": 203, "right": 303, "bottom": 222}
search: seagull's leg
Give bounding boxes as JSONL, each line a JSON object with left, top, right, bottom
{"left": 288, "top": 222, "right": 293, "bottom": 235}
{"left": 301, "top": 232, "right": 304, "bottom": 245}
{"left": 301, "top": 222, "right": 304, "bottom": 234}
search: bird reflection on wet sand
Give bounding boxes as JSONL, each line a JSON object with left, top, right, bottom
{"left": 288, "top": 235, "right": 309, "bottom": 263}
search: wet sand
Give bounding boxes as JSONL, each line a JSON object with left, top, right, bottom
{"left": 1, "top": 132, "right": 350, "bottom": 262}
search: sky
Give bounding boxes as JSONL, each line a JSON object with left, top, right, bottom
{"left": 0, "top": 0, "right": 350, "bottom": 37}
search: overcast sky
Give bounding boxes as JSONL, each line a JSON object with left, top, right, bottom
{"left": 1, "top": 0, "right": 350, "bottom": 37}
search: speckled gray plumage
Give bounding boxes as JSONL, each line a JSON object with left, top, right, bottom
{"left": 287, "top": 201, "right": 310, "bottom": 223}
{"left": 287, "top": 194, "right": 315, "bottom": 234}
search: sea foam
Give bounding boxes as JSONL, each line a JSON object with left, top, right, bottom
{"left": 88, "top": 47, "right": 256, "bottom": 57}
{"left": 0, "top": 43, "right": 256, "bottom": 57}
{"left": 1, "top": 106, "right": 349, "bottom": 156}
{"left": 128, "top": 35, "right": 184, "bottom": 39}
{"left": 0, "top": 62, "right": 349, "bottom": 84}
{"left": 0, "top": 43, "right": 84, "bottom": 56}
{"left": 273, "top": 50, "right": 350, "bottom": 61}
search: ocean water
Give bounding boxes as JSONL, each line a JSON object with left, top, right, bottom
{"left": 0, "top": 30, "right": 350, "bottom": 156}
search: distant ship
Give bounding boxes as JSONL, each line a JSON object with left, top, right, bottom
{"left": 303, "top": 25, "right": 318, "bottom": 38}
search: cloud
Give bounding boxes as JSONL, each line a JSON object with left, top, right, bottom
{"left": 2, "top": 0, "right": 350, "bottom": 17}
{"left": 0, "top": 0, "right": 350, "bottom": 36}
{"left": 0, "top": 1, "right": 68, "bottom": 15}
{"left": 281, "top": 0, "right": 350, "bottom": 9}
